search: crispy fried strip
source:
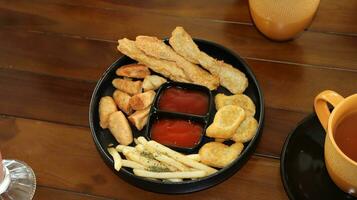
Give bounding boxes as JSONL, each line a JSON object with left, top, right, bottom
{"left": 108, "top": 147, "right": 122, "bottom": 171}
{"left": 133, "top": 169, "right": 206, "bottom": 179}
{"left": 147, "top": 141, "right": 217, "bottom": 175}
{"left": 169, "top": 27, "right": 248, "bottom": 94}
{"left": 135, "top": 36, "right": 219, "bottom": 90}
{"left": 116, "top": 145, "right": 135, "bottom": 152}
{"left": 185, "top": 154, "right": 200, "bottom": 162}
{"left": 134, "top": 144, "right": 178, "bottom": 172}
{"left": 117, "top": 38, "right": 190, "bottom": 83}
{"left": 122, "top": 160, "right": 145, "bottom": 169}
{"left": 123, "top": 149, "right": 168, "bottom": 169}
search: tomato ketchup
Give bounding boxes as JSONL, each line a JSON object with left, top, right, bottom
{"left": 158, "top": 87, "right": 208, "bottom": 115}
{"left": 151, "top": 118, "right": 203, "bottom": 148}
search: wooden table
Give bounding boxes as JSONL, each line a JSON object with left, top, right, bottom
{"left": 0, "top": 0, "right": 356, "bottom": 199}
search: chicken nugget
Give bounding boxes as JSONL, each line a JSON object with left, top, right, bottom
{"left": 113, "top": 90, "right": 132, "bottom": 115}
{"left": 99, "top": 96, "right": 117, "bottom": 128}
{"left": 129, "top": 90, "right": 156, "bottom": 110}
{"left": 206, "top": 105, "right": 245, "bottom": 139}
{"left": 199, "top": 142, "right": 244, "bottom": 168}
{"left": 108, "top": 111, "right": 133, "bottom": 145}
{"left": 215, "top": 93, "right": 256, "bottom": 117}
{"left": 116, "top": 64, "right": 150, "bottom": 78}
{"left": 232, "top": 116, "right": 258, "bottom": 143}
{"left": 112, "top": 78, "right": 142, "bottom": 95}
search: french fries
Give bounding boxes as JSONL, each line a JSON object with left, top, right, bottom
{"left": 107, "top": 147, "right": 122, "bottom": 171}
{"left": 107, "top": 137, "right": 218, "bottom": 181}
{"left": 133, "top": 169, "right": 206, "bottom": 179}
{"left": 147, "top": 140, "right": 217, "bottom": 175}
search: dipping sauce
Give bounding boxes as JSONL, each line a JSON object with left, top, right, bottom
{"left": 334, "top": 111, "right": 357, "bottom": 162}
{"left": 151, "top": 118, "right": 203, "bottom": 148}
{"left": 158, "top": 87, "right": 208, "bottom": 115}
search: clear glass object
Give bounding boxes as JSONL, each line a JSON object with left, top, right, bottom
{"left": 0, "top": 160, "right": 36, "bottom": 200}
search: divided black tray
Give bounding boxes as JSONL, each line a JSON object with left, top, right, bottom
{"left": 89, "top": 38, "right": 264, "bottom": 194}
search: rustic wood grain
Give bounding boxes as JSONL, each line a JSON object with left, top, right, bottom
{"left": 1, "top": 54, "right": 355, "bottom": 127}
{"left": 0, "top": 116, "right": 287, "bottom": 200}
{"left": 0, "top": 2, "right": 357, "bottom": 70}
{"left": 28, "top": 0, "right": 357, "bottom": 35}
{"left": 0, "top": 30, "right": 117, "bottom": 81}
{"left": 0, "top": 68, "right": 93, "bottom": 127}
{"left": 35, "top": 186, "right": 113, "bottom": 200}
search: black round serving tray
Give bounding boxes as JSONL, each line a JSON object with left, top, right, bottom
{"left": 89, "top": 39, "right": 265, "bottom": 194}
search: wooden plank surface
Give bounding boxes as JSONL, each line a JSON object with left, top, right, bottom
{"left": 1, "top": 37, "right": 356, "bottom": 157}
{"left": 35, "top": 186, "right": 113, "bottom": 200}
{"left": 30, "top": 0, "right": 357, "bottom": 35}
{"left": 0, "top": 0, "right": 356, "bottom": 198}
{"left": 0, "top": 116, "right": 287, "bottom": 200}
{"left": 0, "top": 1, "right": 357, "bottom": 70}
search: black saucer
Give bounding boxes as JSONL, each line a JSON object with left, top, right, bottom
{"left": 280, "top": 113, "right": 356, "bottom": 200}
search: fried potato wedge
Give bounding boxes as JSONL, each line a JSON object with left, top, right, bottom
{"left": 113, "top": 90, "right": 132, "bottom": 115}
{"left": 142, "top": 75, "right": 167, "bottom": 91}
{"left": 199, "top": 142, "right": 244, "bottom": 168}
{"left": 170, "top": 27, "right": 248, "bottom": 93}
{"left": 129, "top": 90, "right": 155, "bottom": 110}
{"left": 215, "top": 93, "right": 256, "bottom": 117}
{"left": 118, "top": 38, "right": 190, "bottom": 83}
{"left": 99, "top": 96, "right": 117, "bottom": 128}
{"left": 135, "top": 36, "right": 219, "bottom": 90}
{"left": 108, "top": 111, "right": 133, "bottom": 145}
{"left": 116, "top": 64, "right": 150, "bottom": 78}
{"left": 128, "top": 107, "right": 150, "bottom": 130}
{"left": 112, "top": 78, "right": 142, "bottom": 95}
{"left": 232, "top": 116, "right": 258, "bottom": 143}
{"left": 206, "top": 105, "right": 245, "bottom": 139}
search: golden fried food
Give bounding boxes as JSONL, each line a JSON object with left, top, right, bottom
{"left": 117, "top": 38, "right": 190, "bottom": 83}
{"left": 116, "top": 64, "right": 150, "bottom": 78}
{"left": 112, "top": 78, "right": 142, "bottom": 95}
{"left": 108, "top": 111, "right": 133, "bottom": 145}
{"left": 206, "top": 105, "right": 246, "bottom": 139}
{"left": 107, "top": 147, "right": 122, "bottom": 171}
{"left": 199, "top": 142, "right": 244, "bottom": 168}
{"left": 232, "top": 116, "right": 258, "bottom": 143}
{"left": 135, "top": 36, "right": 219, "bottom": 90}
{"left": 142, "top": 75, "right": 167, "bottom": 91}
{"left": 215, "top": 93, "right": 256, "bottom": 117}
{"left": 128, "top": 107, "right": 150, "bottom": 130}
{"left": 113, "top": 90, "right": 132, "bottom": 115}
{"left": 169, "top": 26, "right": 248, "bottom": 94}
{"left": 99, "top": 96, "right": 118, "bottom": 128}
{"left": 129, "top": 90, "right": 156, "bottom": 110}
{"left": 147, "top": 140, "right": 217, "bottom": 174}
{"left": 133, "top": 169, "right": 207, "bottom": 179}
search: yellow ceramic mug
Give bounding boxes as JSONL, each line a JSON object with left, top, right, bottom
{"left": 314, "top": 90, "right": 357, "bottom": 196}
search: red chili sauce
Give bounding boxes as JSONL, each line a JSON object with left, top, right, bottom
{"left": 151, "top": 118, "right": 203, "bottom": 148}
{"left": 158, "top": 87, "right": 208, "bottom": 115}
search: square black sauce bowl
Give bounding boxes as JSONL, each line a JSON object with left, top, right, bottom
{"left": 145, "top": 81, "right": 213, "bottom": 153}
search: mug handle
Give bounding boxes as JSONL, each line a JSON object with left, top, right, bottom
{"left": 314, "top": 90, "right": 344, "bottom": 131}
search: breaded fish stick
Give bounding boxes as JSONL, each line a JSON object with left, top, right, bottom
{"left": 169, "top": 27, "right": 248, "bottom": 94}
{"left": 135, "top": 36, "right": 219, "bottom": 90}
{"left": 117, "top": 38, "right": 190, "bottom": 83}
